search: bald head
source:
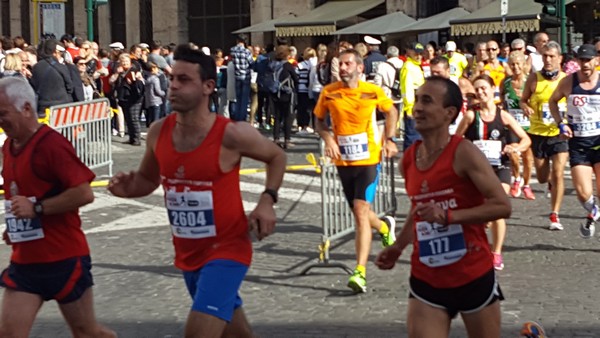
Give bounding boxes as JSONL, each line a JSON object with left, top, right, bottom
{"left": 534, "top": 32, "right": 549, "bottom": 51}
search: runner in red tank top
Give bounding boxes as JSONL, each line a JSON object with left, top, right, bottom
{"left": 0, "top": 77, "right": 115, "bottom": 337}
{"left": 375, "top": 76, "right": 511, "bottom": 337}
{"left": 108, "top": 44, "right": 286, "bottom": 338}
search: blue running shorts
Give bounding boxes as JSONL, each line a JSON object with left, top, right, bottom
{"left": 183, "top": 259, "right": 249, "bottom": 322}
{"left": 336, "top": 164, "right": 381, "bottom": 208}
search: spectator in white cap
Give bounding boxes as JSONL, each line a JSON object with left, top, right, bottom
{"left": 109, "top": 42, "right": 125, "bottom": 51}
{"left": 363, "top": 35, "right": 386, "bottom": 83}
{"left": 444, "top": 40, "right": 468, "bottom": 83}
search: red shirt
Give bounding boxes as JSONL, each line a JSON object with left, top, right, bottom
{"left": 66, "top": 47, "right": 80, "bottom": 61}
{"left": 421, "top": 60, "right": 431, "bottom": 78}
{"left": 155, "top": 115, "right": 252, "bottom": 271}
{"left": 2, "top": 126, "right": 95, "bottom": 264}
{"left": 402, "top": 135, "right": 492, "bottom": 288}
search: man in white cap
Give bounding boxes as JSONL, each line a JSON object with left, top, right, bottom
{"left": 109, "top": 42, "right": 124, "bottom": 51}
{"left": 364, "top": 35, "right": 387, "bottom": 83}
{"left": 444, "top": 41, "right": 468, "bottom": 84}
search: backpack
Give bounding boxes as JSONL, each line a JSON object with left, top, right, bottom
{"left": 386, "top": 61, "right": 401, "bottom": 99}
{"left": 316, "top": 61, "right": 331, "bottom": 86}
{"left": 272, "top": 61, "right": 295, "bottom": 101}
{"left": 254, "top": 54, "right": 271, "bottom": 93}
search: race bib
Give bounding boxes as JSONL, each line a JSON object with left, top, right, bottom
{"left": 4, "top": 198, "right": 44, "bottom": 243}
{"left": 337, "top": 133, "right": 369, "bottom": 161}
{"left": 473, "top": 140, "right": 502, "bottom": 166}
{"left": 166, "top": 190, "right": 216, "bottom": 239}
{"left": 541, "top": 102, "right": 566, "bottom": 125}
{"left": 509, "top": 108, "right": 530, "bottom": 128}
{"left": 567, "top": 95, "right": 600, "bottom": 137}
{"left": 416, "top": 221, "right": 467, "bottom": 268}
{"left": 449, "top": 64, "right": 457, "bottom": 76}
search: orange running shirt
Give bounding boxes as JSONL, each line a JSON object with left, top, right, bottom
{"left": 314, "top": 81, "right": 393, "bottom": 166}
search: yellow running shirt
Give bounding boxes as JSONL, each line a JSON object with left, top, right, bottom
{"left": 528, "top": 72, "right": 567, "bottom": 137}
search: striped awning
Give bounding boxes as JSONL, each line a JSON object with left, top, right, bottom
{"left": 275, "top": 0, "right": 384, "bottom": 37}
{"left": 451, "top": 18, "right": 540, "bottom": 36}
{"left": 449, "top": 0, "right": 573, "bottom": 36}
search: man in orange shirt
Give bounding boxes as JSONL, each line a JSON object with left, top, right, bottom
{"left": 315, "top": 49, "right": 398, "bottom": 293}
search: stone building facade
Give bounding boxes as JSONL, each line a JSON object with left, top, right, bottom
{"left": 0, "top": 0, "right": 551, "bottom": 51}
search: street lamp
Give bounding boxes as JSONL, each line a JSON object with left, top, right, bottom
{"left": 86, "top": 0, "right": 108, "bottom": 41}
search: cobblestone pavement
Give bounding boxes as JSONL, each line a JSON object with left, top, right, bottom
{"left": 2, "top": 132, "right": 600, "bottom": 337}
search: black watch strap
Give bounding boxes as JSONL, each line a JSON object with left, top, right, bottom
{"left": 262, "top": 189, "right": 278, "bottom": 203}
{"left": 34, "top": 200, "right": 44, "bottom": 216}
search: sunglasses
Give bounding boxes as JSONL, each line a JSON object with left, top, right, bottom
{"left": 487, "top": 48, "right": 498, "bottom": 52}
{"left": 513, "top": 47, "right": 524, "bottom": 51}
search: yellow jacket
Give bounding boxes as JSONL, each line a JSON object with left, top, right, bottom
{"left": 400, "top": 57, "right": 424, "bottom": 116}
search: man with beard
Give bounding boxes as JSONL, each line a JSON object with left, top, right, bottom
{"left": 315, "top": 49, "right": 399, "bottom": 293}
{"left": 549, "top": 44, "right": 600, "bottom": 239}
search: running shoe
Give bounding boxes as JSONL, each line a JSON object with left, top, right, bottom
{"left": 380, "top": 215, "right": 396, "bottom": 247}
{"left": 580, "top": 215, "right": 595, "bottom": 239}
{"left": 510, "top": 178, "right": 522, "bottom": 198}
{"left": 492, "top": 252, "right": 504, "bottom": 271}
{"left": 347, "top": 270, "right": 367, "bottom": 293}
{"left": 522, "top": 186, "right": 536, "bottom": 200}
{"left": 548, "top": 212, "right": 563, "bottom": 231}
{"left": 520, "top": 321, "right": 546, "bottom": 338}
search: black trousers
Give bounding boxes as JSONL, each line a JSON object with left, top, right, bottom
{"left": 272, "top": 98, "right": 294, "bottom": 142}
{"left": 122, "top": 102, "right": 142, "bottom": 144}
{"left": 296, "top": 92, "right": 315, "bottom": 129}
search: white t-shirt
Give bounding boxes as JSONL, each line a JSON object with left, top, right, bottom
{"left": 531, "top": 52, "right": 543, "bottom": 72}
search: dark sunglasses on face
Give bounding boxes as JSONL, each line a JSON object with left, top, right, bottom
{"left": 487, "top": 48, "right": 498, "bottom": 52}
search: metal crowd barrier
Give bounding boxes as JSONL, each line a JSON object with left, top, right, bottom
{"left": 300, "top": 141, "right": 398, "bottom": 275}
{"left": 48, "top": 99, "right": 113, "bottom": 178}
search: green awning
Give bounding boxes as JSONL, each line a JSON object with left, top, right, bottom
{"left": 332, "top": 11, "right": 416, "bottom": 35}
{"left": 275, "top": 0, "right": 385, "bottom": 37}
{"left": 450, "top": 0, "right": 574, "bottom": 36}
{"left": 399, "top": 7, "right": 470, "bottom": 34}
{"left": 233, "top": 16, "right": 295, "bottom": 34}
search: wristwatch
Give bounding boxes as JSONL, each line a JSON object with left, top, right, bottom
{"left": 386, "top": 137, "right": 397, "bottom": 143}
{"left": 34, "top": 200, "right": 44, "bottom": 217}
{"left": 262, "top": 189, "right": 278, "bottom": 204}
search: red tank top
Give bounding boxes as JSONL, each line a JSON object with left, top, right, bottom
{"left": 2, "top": 126, "right": 90, "bottom": 264}
{"left": 155, "top": 114, "right": 252, "bottom": 271}
{"left": 403, "top": 135, "right": 492, "bottom": 288}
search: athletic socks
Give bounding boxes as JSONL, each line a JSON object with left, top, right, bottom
{"left": 355, "top": 265, "right": 366, "bottom": 277}
{"left": 379, "top": 221, "right": 389, "bottom": 235}
{"left": 581, "top": 196, "right": 600, "bottom": 221}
